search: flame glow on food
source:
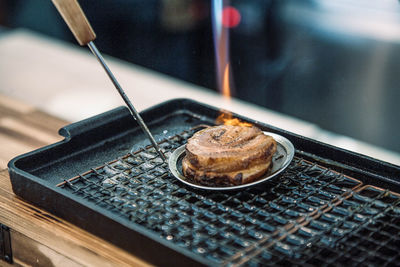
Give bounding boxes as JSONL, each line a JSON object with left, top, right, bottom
{"left": 216, "top": 113, "right": 252, "bottom": 127}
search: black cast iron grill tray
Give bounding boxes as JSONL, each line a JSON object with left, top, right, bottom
{"left": 8, "top": 99, "right": 400, "bottom": 266}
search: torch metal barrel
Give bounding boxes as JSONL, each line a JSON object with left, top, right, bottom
{"left": 88, "top": 42, "right": 166, "bottom": 161}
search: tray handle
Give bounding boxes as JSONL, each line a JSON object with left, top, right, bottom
{"left": 58, "top": 106, "right": 130, "bottom": 139}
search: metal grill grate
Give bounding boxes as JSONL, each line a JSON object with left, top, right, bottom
{"left": 57, "top": 127, "right": 400, "bottom": 266}
{"left": 236, "top": 185, "right": 400, "bottom": 266}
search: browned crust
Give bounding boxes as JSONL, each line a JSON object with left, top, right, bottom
{"left": 185, "top": 125, "right": 277, "bottom": 173}
{"left": 182, "top": 156, "right": 272, "bottom": 186}
{"left": 182, "top": 125, "right": 277, "bottom": 186}
{"left": 185, "top": 141, "right": 276, "bottom": 171}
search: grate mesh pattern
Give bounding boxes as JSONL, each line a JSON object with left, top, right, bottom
{"left": 57, "top": 127, "right": 400, "bottom": 266}
{"left": 238, "top": 186, "right": 400, "bottom": 266}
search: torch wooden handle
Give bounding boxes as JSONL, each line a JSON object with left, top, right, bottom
{"left": 51, "top": 0, "right": 96, "bottom": 46}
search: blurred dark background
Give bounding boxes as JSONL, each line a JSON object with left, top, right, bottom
{"left": 1, "top": 0, "right": 400, "bottom": 153}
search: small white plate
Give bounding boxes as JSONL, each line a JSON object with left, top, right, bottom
{"left": 168, "top": 132, "right": 295, "bottom": 191}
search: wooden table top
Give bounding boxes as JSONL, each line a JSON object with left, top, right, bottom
{"left": 0, "top": 93, "right": 150, "bottom": 266}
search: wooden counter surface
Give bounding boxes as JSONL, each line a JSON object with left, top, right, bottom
{"left": 0, "top": 93, "right": 151, "bottom": 266}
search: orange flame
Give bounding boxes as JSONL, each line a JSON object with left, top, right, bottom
{"left": 213, "top": 6, "right": 251, "bottom": 128}
{"left": 216, "top": 63, "right": 252, "bottom": 127}
{"left": 222, "top": 63, "right": 231, "bottom": 99}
